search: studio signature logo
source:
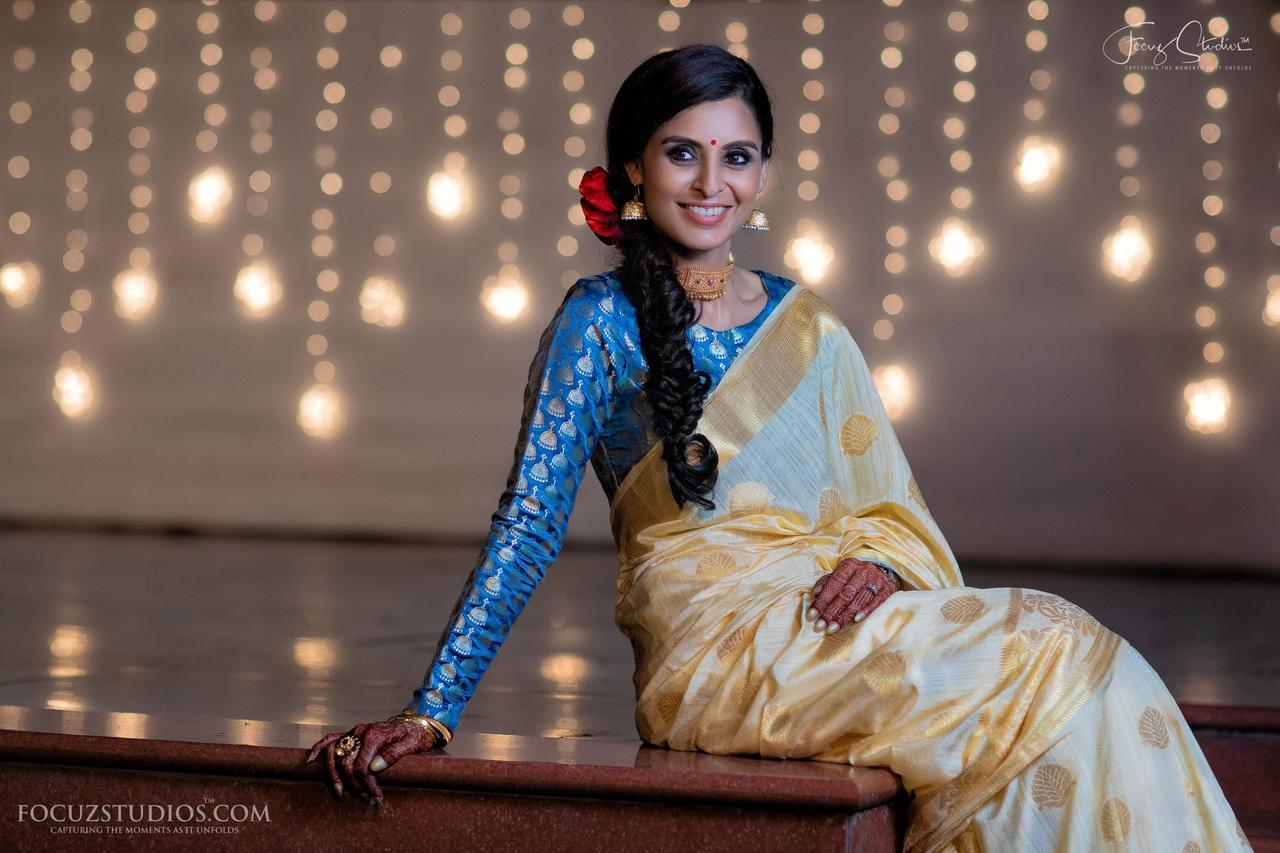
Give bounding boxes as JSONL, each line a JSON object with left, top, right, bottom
{"left": 1102, "top": 19, "right": 1253, "bottom": 67}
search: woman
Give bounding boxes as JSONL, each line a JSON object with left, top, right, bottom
{"left": 307, "top": 44, "right": 1248, "bottom": 851}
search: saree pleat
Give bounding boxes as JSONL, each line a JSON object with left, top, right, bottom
{"left": 608, "top": 286, "right": 1248, "bottom": 852}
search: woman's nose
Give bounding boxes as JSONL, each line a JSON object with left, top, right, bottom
{"left": 692, "top": 157, "right": 724, "bottom": 197}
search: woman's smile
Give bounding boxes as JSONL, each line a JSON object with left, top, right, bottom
{"left": 678, "top": 202, "right": 733, "bottom": 226}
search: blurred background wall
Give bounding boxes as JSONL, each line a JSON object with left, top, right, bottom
{"left": 1, "top": 0, "right": 1277, "bottom": 568}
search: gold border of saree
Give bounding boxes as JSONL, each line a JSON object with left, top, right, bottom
{"left": 609, "top": 284, "right": 836, "bottom": 561}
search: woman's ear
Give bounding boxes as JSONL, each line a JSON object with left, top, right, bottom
{"left": 624, "top": 161, "right": 643, "bottom": 187}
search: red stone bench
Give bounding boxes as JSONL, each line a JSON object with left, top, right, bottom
{"left": 1, "top": 704, "right": 1275, "bottom": 851}
{"left": 0, "top": 705, "right": 905, "bottom": 851}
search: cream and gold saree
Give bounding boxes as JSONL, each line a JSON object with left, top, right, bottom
{"left": 609, "top": 285, "right": 1248, "bottom": 852}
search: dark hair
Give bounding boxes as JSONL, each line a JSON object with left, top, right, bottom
{"left": 603, "top": 44, "right": 775, "bottom": 511}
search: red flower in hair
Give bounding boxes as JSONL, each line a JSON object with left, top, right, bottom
{"left": 578, "top": 165, "right": 623, "bottom": 246}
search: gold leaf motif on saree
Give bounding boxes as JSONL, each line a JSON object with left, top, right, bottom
{"left": 941, "top": 595, "right": 987, "bottom": 624}
{"left": 839, "top": 413, "right": 878, "bottom": 456}
{"left": 761, "top": 704, "right": 791, "bottom": 740}
{"left": 657, "top": 691, "right": 682, "bottom": 725}
{"left": 1021, "top": 593, "right": 1100, "bottom": 637}
{"left": 1100, "top": 797, "right": 1131, "bottom": 843}
{"left": 730, "top": 673, "right": 762, "bottom": 711}
{"left": 817, "top": 390, "right": 827, "bottom": 430}
{"left": 1181, "top": 843, "right": 1201, "bottom": 853}
{"left": 1031, "top": 763, "right": 1075, "bottom": 808}
{"left": 907, "top": 474, "right": 927, "bottom": 507}
{"left": 925, "top": 706, "right": 964, "bottom": 737}
{"left": 1000, "top": 632, "right": 1032, "bottom": 678}
{"left": 716, "top": 623, "right": 753, "bottom": 663}
{"left": 816, "top": 487, "right": 845, "bottom": 525}
{"left": 728, "top": 482, "right": 773, "bottom": 516}
{"left": 863, "top": 650, "right": 907, "bottom": 695}
{"left": 1138, "top": 706, "right": 1170, "bottom": 749}
{"left": 695, "top": 551, "right": 738, "bottom": 581}
{"left": 813, "top": 623, "right": 858, "bottom": 662}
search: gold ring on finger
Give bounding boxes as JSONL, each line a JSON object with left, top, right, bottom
{"left": 335, "top": 734, "right": 361, "bottom": 758}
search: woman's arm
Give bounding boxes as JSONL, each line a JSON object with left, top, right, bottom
{"left": 406, "top": 280, "right": 618, "bottom": 734}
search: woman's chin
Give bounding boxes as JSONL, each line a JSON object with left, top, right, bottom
{"left": 664, "top": 226, "right": 733, "bottom": 255}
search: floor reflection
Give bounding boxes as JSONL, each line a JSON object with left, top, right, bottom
{"left": 0, "top": 529, "right": 1275, "bottom": 741}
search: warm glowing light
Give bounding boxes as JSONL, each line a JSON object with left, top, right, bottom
{"left": 928, "top": 218, "right": 985, "bottom": 277}
{"left": 359, "top": 276, "right": 405, "bottom": 327}
{"left": 481, "top": 272, "right": 530, "bottom": 323}
{"left": 53, "top": 364, "right": 94, "bottom": 418}
{"left": 783, "top": 229, "right": 835, "bottom": 284}
{"left": 1014, "top": 136, "right": 1062, "bottom": 192}
{"left": 0, "top": 261, "right": 41, "bottom": 308}
{"left": 113, "top": 268, "right": 158, "bottom": 320}
{"left": 1101, "top": 216, "right": 1152, "bottom": 283}
{"left": 426, "top": 169, "right": 470, "bottom": 219}
{"left": 540, "top": 653, "right": 589, "bottom": 684}
{"left": 1183, "top": 378, "right": 1230, "bottom": 434}
{"left": 234, "top": 261, "right": 283, "bottom": 317}
{"left": 1262, "top": 290, "right": 1280, "bottom": 327}
{"left": 293, "top": 637, "right": 336, "bottom": 675}
{"left": 872, "top": 364, "right": 914, "bottom": 420}
{"left": 187, "top": 166, "right": 233, "bottom": 223}
{"left": 298, "top": 383, "right": 343, "bottom": 438}
{"left": 50, "top": 625, "right": 89, "bottom": 658}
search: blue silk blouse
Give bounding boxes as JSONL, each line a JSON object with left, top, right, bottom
{"left": 407, "top": 269, "right": 895, "bottom": 733}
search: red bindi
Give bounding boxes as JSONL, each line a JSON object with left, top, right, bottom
{"left": 710, "top": 139, "right": 717, "bottom": 145}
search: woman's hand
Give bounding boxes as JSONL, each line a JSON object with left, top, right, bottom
{"left": 804, "top": 557, "right": 900, "bottom": 635}
{"left": 305, "top": 717, "right": 441, "bottom": 807}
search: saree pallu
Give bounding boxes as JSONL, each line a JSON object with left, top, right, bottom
{"left": 608, "top": 285, "right": 1248, "bottom": 852}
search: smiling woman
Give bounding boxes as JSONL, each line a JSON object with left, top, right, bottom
{"left": 306, "top": 43, "right": 1247, "bottom": 853}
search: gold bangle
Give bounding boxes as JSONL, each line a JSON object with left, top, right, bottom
{"left": 392, "top": 709, "right": 453, "bottom": 746}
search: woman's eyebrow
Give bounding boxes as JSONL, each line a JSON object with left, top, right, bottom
{"left": 661, "top": 135, "right": 759, "bottom": 151}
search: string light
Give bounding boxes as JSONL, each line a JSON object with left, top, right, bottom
{"left": 784, "top": 220, "right": 834, "bottom": 285}
{"left": 481, "top": 9, "right": 532, "bottom": 322}
{"left": 1179, "top": 14, "right": 1234, "bottom": 434}
{"left": 1101, "top": 8, "right": 1151, "bottom": 283}
{"left": 1015, "top": 6, "right": 1061, "bottom": 196}
{"left": 51, "top": 4, "right": 99, "bottom": 417}
{"left": 1101, "top": 215, "right": 1152, "bottom": 283}
{"left": 1183, "top": 378, "right": 1230, "bottom": 435}
{"left": 783, "top": 7, "right": 831, "bottom": 286}
{"left": 929, "top": 0, "right": 984, "bottom": 278}
{"left": 860, "top": 3, "right": 915, "bottom": 416}
{"left": 293, "top": 8, "right": 351, "bottom": 438}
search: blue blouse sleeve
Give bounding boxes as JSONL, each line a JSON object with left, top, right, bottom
{"left": 406, "top": 280, "right": 617, "bottom": 733}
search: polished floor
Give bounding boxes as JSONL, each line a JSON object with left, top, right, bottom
{"left": 1, "top": 529, "right": 1277, "bottom": 740}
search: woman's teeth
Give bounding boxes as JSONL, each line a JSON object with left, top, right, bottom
{"left": 684, "top": 205, "right": 727, "bottom": 216}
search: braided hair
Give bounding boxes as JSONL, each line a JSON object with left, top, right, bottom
{"left": 602, "top": 44, "right": 775, "bottom": 511}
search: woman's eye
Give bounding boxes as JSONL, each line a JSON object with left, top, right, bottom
{"left": 667, "top": 146, "right": 751, "bottom": 165}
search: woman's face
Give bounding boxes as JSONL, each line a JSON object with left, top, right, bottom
{"left": 625, "top": 97, "right": 769, "bottom": 261}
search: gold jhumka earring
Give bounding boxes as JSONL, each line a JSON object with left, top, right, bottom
{"left": 741, "top": 207, "right": 770, "bottom": 231}
{"left": 619, "top": 184, "right": 647, "bottom": 220}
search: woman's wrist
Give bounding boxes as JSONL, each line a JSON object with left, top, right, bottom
{"left": 389, "top": 708, "right": 453, "bottom": 746}
{"left": 860, "top": 559, "right": 901, "bottom": 590}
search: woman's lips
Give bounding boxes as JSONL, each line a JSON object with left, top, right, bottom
{"left": 679, "top": 202, "right": 732, "bottom": 226}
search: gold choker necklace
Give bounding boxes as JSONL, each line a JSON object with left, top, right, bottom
{"left": 674, "top": 260, "right": 734, "bottom": 301}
